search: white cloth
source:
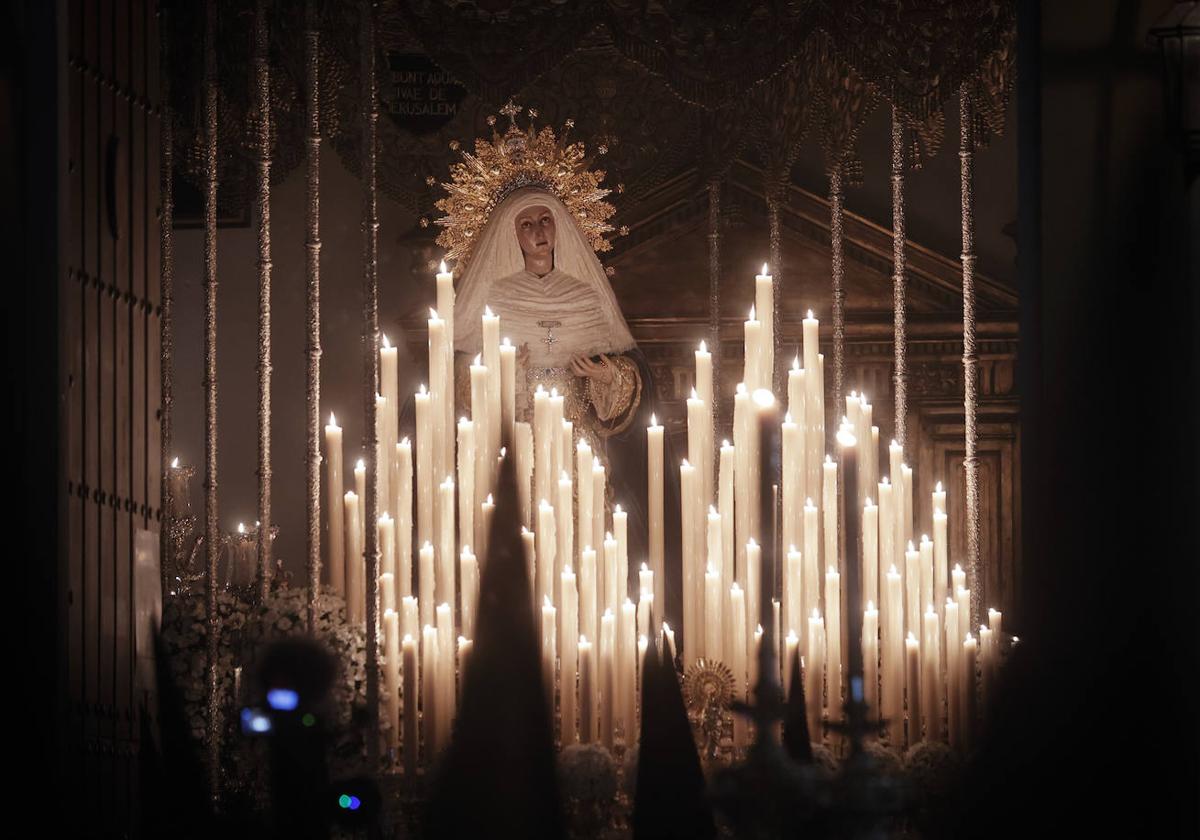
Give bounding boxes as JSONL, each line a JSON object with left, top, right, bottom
{"left": 453, "top": 187, "right": 635, "bottom": 367}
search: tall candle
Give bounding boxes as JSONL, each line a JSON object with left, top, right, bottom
{"left": 802, "top": 312, "right": 823, "bottom": 504}
{"left": 402, "top": 633, "right": 418, "bottom": 774}
{"left": 415, "top": 387, "right": 433, "bottom": 547}
{"left": 520, "top": 527, "right": 535, "bottom": 600}
{"left": 719, "top": 441, "right": 736, "bottom": 621}
{"left": 863, "top": 602, "right": 879, "bottom": 717}
{"left": 613, "top": 505, "right": 629, "bottom": 603}
{"left": 515, "top": 422, "right": 533, "bottom": 527}
{"left": 479, "top": 493, "right": 495, "bottom": 563}
{"left": 576, "top": 438, "right": 594, "bottom": 562}
{"left": 457, "top": 418, "right": 476, "bottom": 558}
{"left": 687, "top": 387, "right": 708, "bottom": 508}
{"left": 482, "top": 307, "right": 501, "bottom": 458}
{"left": 933, "top": 505, "right": 949, "bottom": 613}
{"left": 401, "top": 595, "right": 419, "bottom": 645}
{"left": 542, "top": 595, "right": 557, "bottom": 721}
{"left": 592, "top": 457, "right": 606, "bottom": 560}
{"left": 755, "top": 265, "right": 774, "bottom": 390}
{"left": 558, "top": 474, "right": 574, "bottom": 606}
{"left": 603, "top": 533, "right": 620, "bottom": 618}
{"left": 704, "top": 563, "right": 722, "bottom": 662}
{"left": 733, "top": 387, "right": 751, "bottom": 580}
{"left": 901, "top": 464, "right": 914, "bottom": 546}
{"left": 461, "top": 546, "right": 479, "bottom": 639}
{"left": 954, "top": 565, "right": 968, "bottom": 603}
{"left": 878, "top": 479, "right": 894, "bottom": 606}
{"left": 745, "top": 538, "right": 762, "bottom": 659}
{"left": 889, "top": 442, "right": 904, "bottom": 569}
{"left": 500, "top": 337, "right": 516, "bottom": 444}
{"left": 376, "top": 393, "right": 392, "bottom": 517}
{"left": 919, "top": 536, "right": 935, "bottom": 618}
{"left": 781, "top": 414, "right": 802, "bottom": 561}
{"left": 905, "top": 542, "right": 921, "bottom": 642}
{"left": 637, "top": 592, "right": 653, "bottom": 643}
{"left": 549, "top": 390, "right": 565, "bottom": 483}
{"left": 822, "top": 455, "right": 838, "bottom": 580}
{"left": 581, "top": 547, "right": 597, "bottom": 649}
{"left": 680, "top": 460, "right": 697, "bottom": 655}
{"left": 354, "top": 459, "right": 367, "bottom": 548}
{"left": 471, "top": 356, "right": 492, "bottom": 512}
{"left": 695, "top": 341, "right": 714, "bottom": 507}
{"left": 422, "top": 624, "right": 440, "bottom": 757}
{"left": 384, "top": 609, "right": 401, "bottom": 750}
{"left": 944, "top": 598, "right": 960, "bottom": 749}
{"left": 344, "top": 491, "right": 363, "bottom": 626}
{"left": 884, "top": 565, "right": 904, "bottom": 743}
{"left": 619, "top": 598, "right": 637, "bottom": 745}
{"left": 418, "top": 541, "right": 435, "bottom": 631}
{"left": 784, "top": 630, "right": 800, "bottom": 699}
{"left": 803, "top": 501, "right": 820, "bottom": 627}
{"left": 379, "top": 558, "right": 396, "bottom": 618}
{"left": 533, "top": 386, "right": 551, "bottom": 510}
{"left": 325, "top": 414, "right": 345, "bottom": 594}
{"left": 561, "top": 565, "right": 579, "bottom": 743}
{"left": 438, "top": 478, "right": 456, "bottom": 609}
{"left": 905, "top": 632, "right": 921, "bottom": 746}
{"left": 536, "top": 500, "right": 557, "bottom": 619}
{"left": 730, "top": 583, "right": 748, "bottom": 697}
{"left": 825, "top": 566, "right": 842, "bottom": 709}
{"left": 806, "top": 609, "right": 825, "bottom": 742}
{"left": 458, "top": 637, "right": 473, "bottom": 704}
{"left": 428, "top": 311, "right": 449, "bottom": 518}
{"left": 785, "top": 547, "right": 803, "bottom": 647}
{"left": 962, "top": 633, "right": 977, "bottom": 750}
{"left": 743, "top": 306, "right": 763, "bottom": 392}
{"left": 579, "top": 636, "right": 595, "bottom": 744}
{"left": 600, "top": 610, "right": 616, "bottom": 749}
{"left": 647, "top": 416, "right": 664, "bottom": 609}
{"left": 436, "top": 602, "right": 454, "bottom": 744}
{"left": 863, "top": 499, "right": 879, "bottom": 609}
{"left": 922, "top": 605, "right": 942, "bottom": 741}
{"left": 396, "top": 439, "right": 413, "bottom": 597}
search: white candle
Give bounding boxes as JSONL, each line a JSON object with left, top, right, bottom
{"left": 396, "top": 439, "right": 413, "bottom": 597}
{"left": 956, "top": 586, "right": 971, "bottom": 634}
{"left": 549, "top": 390, "right": 565, "bottom": 482}
{"left": 533, "top": 386, "right": 551, "bottom": 511}
{"left": 402, "top": 633, "right": 418, "bottom": 774}
{"left": 354, "top": 459, "right": 367, "bottom": 548}
{"left": 576, "top": 439, "right": 594, "bottom": 558}
{"left": 878, "top": 478, "right": 895, "bottom": 600}
{"left": 479, "top": 493, "right": 495, "bottom": 563}
{"left": 807, "top": 609, "right": 825, "bottom": 742}
{"left": 744, "top": 306, "right": 763, "bottom": 392}
{"left": 557, "top": 474, "right": 574, "bottom": 607}
{"left": 962, "top": 633, "right": 977, "bottom": 750}
{"left": 733, "top": 387, "right": 751, "bottom": 582}
{"left": 825, "top": 566, "right": 842, "bottom": 710}
{"left": 784, "top": 630, "right": 800, "bottom": 699}
{"left": 944, "top": 598, "right": 960, "bottom": 749}
{"left": 521, "top": 528, "right": 536, "bottom": 600}
{"left": 785, "top": 546, "right": 803, "bottom": 650}
{"left": 619, "top": 598, "right": 637, "bottom": 745}
{"left": 592, "top": 457, "right": 606, "bottom": 560}
{"left": 680, "top": 460, "right": 697, "bottom": 656}
{"left": 418, "top": 541, "right": 435, "bottom": 631}
{"left": 579, "top": 636, "right": 595, "bottom": 743}
{"left": 422, "top": 624, "right": 440, "bottom": 756}
{"left": 979, "top": 624, "right": 994, "bottom": 716}
{"left": 581, "top": 546, "right": 597, "bottom": 650}
{"left": 500, "top": 337, "right": 516, "bottom": 445}
{"left": 436, "top": 602, "right": 454, "bottom": 744}
{"left": 647, "top": 416, "right": 664, "bottom": 609}
{"left": 603, "top": 533, "right": 620, "bottom": 618}
{"left": 401, "top": 595, "right": 419, "bottom": 645}
{"left": 695, "top": 341, "right": 714, "bottom": 506}
{"left": 787, "top": 358, "right": 806, "bottom": 433}
{"left": 863, "top": 499, "right": 879, "bottom": 609}
{"left": 822, "top": 455, "right": 838, "bottom": 578}
{"left": 482, "top": 307, "right": 501, "bottom": 459}
{"left": 637, "top": 592, "right": 653, "bottom": 643}
{"left": 536, "top": 500, "right": 557, "bottom": 618}
{"left": 863, "top": 602, "right": 879, "bottom": 717}
{"left": 755, "top": 265, "right": 774, "bottom": 390}
{"left": 730, "top": 583, "right": 748, "bottom": 700}
{"left": 802, "top": 313, "right": 823, "bottom": 504}
{"left": 902, "top": 463, "right": 914, "bottom": 546}
{"left": 613, "top": 505, "right": 629, "bottom": 605}
{"left": 471, "top": 356, "right": 492, "bottom": 516}
{"left": 428, "top": 311, "right": 450, "bottom": 520}
{"left": 718, "top": 441, "right": 735, "bottom": 627}
{"left": 515, "top": 422, "right": 533, "bottom": 527}
{"left": 663, "top": 621, "right": 677, "bottom": 664}
{"left": 561, "top": 566, "right": 579, "bottom": 743}
{"left": 745, "top": 538, "right": 762, "bottom": 661}
{"left": 704, "top": 563, "right": 722, "bottom": 662}
{"left": 458, "top": 637, "right": 473, "bottom": 704}
{"left": 639, "top": 562, "right": 654, "bottom": 601}
{"left": 884, "top": 565, "right": 904, "bottom": 743}
{"left": 344, "top": 491, "right": 362, "bottom": 626}
{"left": 687, "top": 387, "right": 708, "bottom": 509}
{"left": 384, "top": 609, "right": 401, "bottom": 751}
{"left": 905, "top": 542, "right": 921, "bottom": 643}
{"left": 889, "top": 442, "right": 904, "bottom": 570}
{"left": 325, "top": 414, "right": 345, "bottom": 595}
{"left": 600, "top": 610, "right": 616, "bottom": 749}
{"left": 922, "top": 605, "right": 942, "bottom": 741}
{"left": 415, "top": 387, "right": 434, "bottom": 548}
{"left": 461, "top": 546, "right": 479, "bottom": 639}
{"left": 933, "top": 504, "right": 949, "bottom": 613}
{"left": 542, "top": 595, "right": 557, "bottom": 721}
{"left": 954, "top": 565, "right": 968, "bottom": 602}
{"left": 905, "top": 632, "right": 921, "bottom": 746}
{"left": 457, "top": 417, "right": 476, "bottom": 559}
{"left": 919, "top": 535, "right": 935, "bottom": 619}
{"left": 379, "top": 559, "right": 396, "bottom": 619}
{"left": 438, "top": 477, "right": 456, "bottom": 609}
{"left": 781, "top": 414, "right": 802, "bottom": 566}
{"left": 376, "top": 393, "right": 392, "bottom": 518}
{"left": 803, "top": 500, "right": 820, "bottom": 627}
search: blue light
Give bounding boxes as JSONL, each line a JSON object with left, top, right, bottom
{"left": 267, "top": 688, "right": 300, "bottom": 711}
{"left": 349, "top": 796, "right": 362, "bottom": 811}
{"left": 241, "top": 707, "right": 272, "bottom": 734}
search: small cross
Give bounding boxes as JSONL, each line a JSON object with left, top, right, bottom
{"left": 538, "top": 319, "right": 561, "bottom": 347}
{"left": 500, "top": 99, "right": 521, "bottom": 129}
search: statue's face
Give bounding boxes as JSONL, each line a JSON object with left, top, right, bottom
{"left": 514, "top": 204, "right": 556, "bottom": 259}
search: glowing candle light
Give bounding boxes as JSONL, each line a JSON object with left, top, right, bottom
{"left": 325, "top": 414, "right": 345, "bottom": 595}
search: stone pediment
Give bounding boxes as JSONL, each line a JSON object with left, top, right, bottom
{"left": 607, "top": 160, "right": 1017, "bottom": 333}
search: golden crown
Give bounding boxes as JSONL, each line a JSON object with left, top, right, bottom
{"left": 434, "top": 100, "right": 622, "bottom": 268}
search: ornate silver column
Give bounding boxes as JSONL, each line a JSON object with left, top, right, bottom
{"left": 304, "top": 0, "right": 322, "bottom": 632}
{"left": 201, "top": 0, "right": 222, "bottom": 804}
{"left": 959, "top": 85, "right": 981, "bottom": 629}
{"left": 891, "top": 107, "right": 909, "bottom": 452}
{"left": 159, "top": 1, "right": 174, "bottom": 600}
{"left": 829, "top": 164, "right": 846, "bottom": 435}
{"left": 360, "top": 0, "right": 382, "bottom": 767}
{"left": 253, "top": 0, "right": 274, "bottom": 602}
{"left": 767, "top": 176, "right": 784, "bottom": 396}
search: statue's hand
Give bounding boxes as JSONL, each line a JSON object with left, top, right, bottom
{"left": 571, "top": 354, "right": 614, "bottom": 385}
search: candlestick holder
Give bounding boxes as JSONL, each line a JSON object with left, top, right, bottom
{"left": 165, "top": 463, "right": 206, "bottom": 598}
{"left": 222, "top": 524, "right": 279, "bottom": 602}
{"left": 682, "top": 658, "right": 734, "bottom": 764}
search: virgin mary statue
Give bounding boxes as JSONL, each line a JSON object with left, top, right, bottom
{"left": 437, "top": 109, "right": 679, "bottom": 621}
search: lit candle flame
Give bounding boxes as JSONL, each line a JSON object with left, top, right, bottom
{"left": 650, "top": 412, "right": 658, "bottom": 426}
{"left": 439, "top": 259, "right": 448, "bottom": 274}
{"left": 485, "top": 493, "right": 493, "bottom": 504}
{"left": 474, "top": 353, "right": 482, "bottom": 365}
{"left": 792, "top": 355, "right": 800, "bottom": 371}
{"left": 936, "top": 480, "right": 943, "bottom": 492}
{"left": 356, "top": 458, "right": 365, "bottom": 470}
{"left": 749, "top": 304, "right": 756, "bottom": 320}
{"left": 761, "top": 262, "right": 769, "bottom": 275}
{"left": 690, "top": 387, "right": 698, "bottom": 400}
{"left": 329, "top": 412, "right": 338, "bottom": 426}
{"left": 502, "top": 336, "right": 511, "bottom": 347}
{"left": 418, "top": 383, "right": 427, "bottom": 395}
{"left": 429, "top": 307, "right": 439, "bottom": 319}
{"left": 238, "top": 522, "right": 245, "bottom": 534}
{"left": 400, "top": 436, "right": 409, "bottom": 446}
{"left": 171, "top": 456, "right": 179, "bottom": 468}
{"left": 807, "top": 309, "right": 814, "bottom": 319}
{"left": 382, "top": 334, "right": 391, "bottom": 349}
{"left": 484, "top": 305, "right": 494, "bottom": 317}
{"left": 699, "top": 339, "right": 707, "bottom": 353}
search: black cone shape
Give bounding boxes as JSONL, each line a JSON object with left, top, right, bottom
{"left": 782, "top": 646, "right": 813, "bottom": 764}
{"left": 424, "top": 450, "right": 565, "bottom": 838}
{"left": 632, "top": 635, "right": 715, "bottom": 839}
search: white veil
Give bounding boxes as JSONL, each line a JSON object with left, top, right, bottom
{"left": 453, "top": 187, "right": 636, "bottom": 358}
